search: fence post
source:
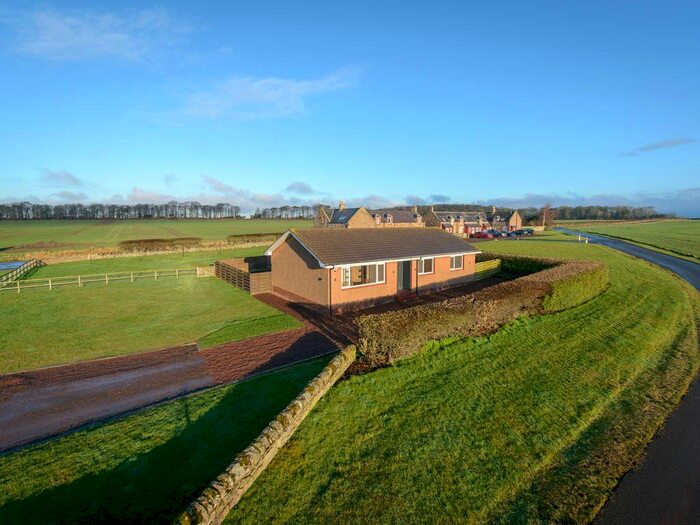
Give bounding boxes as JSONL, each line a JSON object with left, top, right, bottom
{"left": 154, "top": 270, "right": 157, "bottom": 280}
{"left": 176, "top": 269, "right": 179, "bottom": 279}
{"left": 17, "top": 281, "right": 20, "bottom": 294}
{"left": 78, "top": 275, "right": 82, "bottom": 287}
{"left": 131, "top": 272, "right": 134, "bottom": 283}
{"left": 49, "top": 278, "right": 52, "bottom": 291}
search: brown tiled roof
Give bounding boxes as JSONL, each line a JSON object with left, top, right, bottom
{"left": 276, "top": 228, "right": 479, "bottom": 266}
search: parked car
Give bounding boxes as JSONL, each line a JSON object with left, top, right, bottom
{"left": 471, "top": 232, "right": 493, "bottom": 239}
{"left": 506, "top": 231, "right": 519, "bottom": 237}
{"left": 522, "top": 228, "right": 535, "bottom": 235}
{"left": 513, "top": 229, "right": 528, "bottom": 236}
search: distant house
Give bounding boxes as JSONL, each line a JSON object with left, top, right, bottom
{"left": 425, "top": 206, "right": 522, "bottom": 235}
{"left": 370, "top": 205, "right": 424, "bottom": 227}
{"left": 485, "top": 208, "right": 522, "bottom": 231}
{"left": 265, "top": 228, "right": 481, "bottom": 314}
{"left": 315, "top": 202, "right": 376, "bottom": 229}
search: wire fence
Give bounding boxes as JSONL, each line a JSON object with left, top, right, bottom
{"left": 1, "top": 266, "right": 215, "bottom": 294}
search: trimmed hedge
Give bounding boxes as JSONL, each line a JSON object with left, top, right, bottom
{"left": 356, "top": 256, "right": 608, "bottom": 367}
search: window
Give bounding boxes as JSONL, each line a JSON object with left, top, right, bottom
{"left": 450, "top": 255, "right": 464, "bottom": 270}
{"left": 341, "top": 263, "right": 386, "bottom": 288}
{"left": 418, "top": 257, "right": 434, "bottom": 275}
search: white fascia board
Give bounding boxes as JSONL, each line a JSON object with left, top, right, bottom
{"left": 336, "top": 250, "right": 481, "bottom": 268}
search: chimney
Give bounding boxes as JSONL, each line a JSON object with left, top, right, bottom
{"left": 492, "top": 205, "right": 496, "bottom": 213}
{"left": 338, "top": 200, "right": 345, "bottom": 210}
{"left": 412, "top": 204, "right": 418, "bottom": 214}
{"left": 430, "top": 204, "right": 434, "bottom": 213}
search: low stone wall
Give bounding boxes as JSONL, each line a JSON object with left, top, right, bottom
{"left": 174, "top": 346, "right": 357, "bottom": 525}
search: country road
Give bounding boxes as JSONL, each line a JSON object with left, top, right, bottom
{"left": 558, "top": 228, "right": 700, "bottom": 525}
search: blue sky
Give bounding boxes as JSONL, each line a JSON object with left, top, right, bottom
{"left": 0, "top": 1, "right": 698, "bottom": 215}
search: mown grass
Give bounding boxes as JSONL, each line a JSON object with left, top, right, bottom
{"left": 27, "top": 246, "right": 266, "bottom": 278}
{"left": 0, "top": 277, "right": 297, "bottom": 373}
{"left": 0, "top": 356, "right": 331, "bottom": 524}
{"left": 578, "top": 219, "right": 700, "bottom": 261}
{"left": 0, "top": 218, "right": 312, "bottom": 253}
{"left": 225, "top": 240, "right": 698, "bottom": 524}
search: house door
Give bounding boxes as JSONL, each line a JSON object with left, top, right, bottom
{"left": 397, "top": 261, "right": 412, "bottom": 291}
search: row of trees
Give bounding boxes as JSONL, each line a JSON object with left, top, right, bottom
{"left": 251, "top": 205, "right": 322, "bottom": 219}
{"left": 0, "top": 202, "right": 242, "bottom": 220}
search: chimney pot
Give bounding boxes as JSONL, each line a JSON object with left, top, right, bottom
{"left": 492, "top": 205, "right": 496, "bottom": 213}
{"left": 339, "top": 200, "right": 345, "bottom": 210}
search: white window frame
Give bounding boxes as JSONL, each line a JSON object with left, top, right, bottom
{"left": 450, "top": 254, "right": 464, "bottom": 271}
{"left": 418, "top": 257, "right": 434, "bottom": 275}
{"left": 341, "top": 262, "right": 386, "bottom": 289}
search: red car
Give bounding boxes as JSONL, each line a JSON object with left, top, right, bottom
{"left": 471, "top": 232, "right": 493, "bottom": 239}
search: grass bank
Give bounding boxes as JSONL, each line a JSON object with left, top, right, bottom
{"left": 0, "top": 357, "right": 331, "bottom": 524}
{"left": 225, "top": 240, "right": 698, "bottom": 524}
{"left": 0, "top": 276, "right": 299, "bottom": 373}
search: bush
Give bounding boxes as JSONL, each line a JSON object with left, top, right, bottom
{"left": 356, "top": 256, "right": 608, "bottom": 367}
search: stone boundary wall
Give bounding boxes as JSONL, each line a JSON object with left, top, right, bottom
{"left": 174, "top": 346, "right": 357, "bottom": 525}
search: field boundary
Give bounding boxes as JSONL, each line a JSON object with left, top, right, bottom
{"left": 1, "top": 266, "right": 214, "bottom": 293}
{"left": 175, "top": 346, "right": 356, "bottom": 525}
{"left": 0, "top": 259, "right": 45, "bottom": 286}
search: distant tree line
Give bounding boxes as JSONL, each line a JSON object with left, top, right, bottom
{"left": 251, "top": 205, "right": 323, "bottom": 219}
{"left": 0, "top": 202, "right": 242, "bottom": 220}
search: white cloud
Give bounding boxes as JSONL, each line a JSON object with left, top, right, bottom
{"left": 181, "top": 67, "right": 360, "bottom": 120}
{"left": 51, "top": 190, "right": 89, "bottom": 202}
{"left": 40, "top": 168, "right": 84, "bottom": 186}
{"left": 4, "top": 7, "right": 191, "bottom": 62}
{"left": 287, "top": 181, "right": 315, "bottom": 194}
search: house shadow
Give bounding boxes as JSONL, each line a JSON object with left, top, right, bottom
{"left": 0, "top": 357, "right": 329, "bottom": 525}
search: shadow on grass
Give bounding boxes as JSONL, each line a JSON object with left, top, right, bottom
{"left": 0, "top": 357, "right": 330, "bottom": 525}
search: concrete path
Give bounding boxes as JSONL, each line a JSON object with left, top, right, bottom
{"left": 558, "top": 228, "right": 700, "bottom": 525}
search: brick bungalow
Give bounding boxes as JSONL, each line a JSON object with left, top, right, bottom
{"left": 265, "top": 228, "right": 481, "bottom": 314}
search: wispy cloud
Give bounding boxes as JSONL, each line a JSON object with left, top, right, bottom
{"left": 405, "top": 194, "right": 451, "bottom": 205}
{"left": 286, "top": 181, "right": 315, "bottom": 194}
{"left": 51, "top": 190, "right": 89, "bottom": 201}
{"left": 623, "top": 137, "right": 696, "bottom": 157}
{"left": 3, "top": 7, "right": 192, "bottom": 62}
{"left": 40, "top": 168, "right": 84, "bottom": 187}
{"left": 164, "top": 174, "right": 177, "bottom": 186}
{"left": 180, "top": 67, "right": 360, "bottom": 120}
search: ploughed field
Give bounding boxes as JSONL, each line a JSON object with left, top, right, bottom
{"left": 0, "top": 357, "right": 332, "bottom": 524}
{"left": 577, "top": 219, "right": 700, "bottom": 261}
{"left": 224, "top": 239, "right": 699, "bottom": 523}
{"left": 0, "top": 247, "right": 299, "bottom": 373}
{"left": 0, "top": 218, "right": 312, "bottom": 254}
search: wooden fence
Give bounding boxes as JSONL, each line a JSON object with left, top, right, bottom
{"left": 0, "top": 259, "right": 45, "bottom": 286}
{"left": 1, "top": 266, "right": 214, "bottom": 293}
{"left": 215, "top": 260, "right": 271, "bottom": 295}
{"left": 473, "top": 259, "right": 502, "bottom": 279}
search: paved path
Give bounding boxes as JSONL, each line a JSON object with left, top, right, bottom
{"left": 558, "top": 229, "right": 700, "bottom": 525}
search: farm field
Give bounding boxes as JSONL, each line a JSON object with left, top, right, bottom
{"left": 0, "top": 276, "right": 300, "bottom": 373}
{"left": 224, "top": 240, "right": 699, "bottom": 523}
{"left": 26, "top": 246, "right": 266, "bottom": 278}
{"left": 0, "top": 356, "right": 331, "bottom": 524}
{"left": 0, "top": 218, "right": 312, "bottom": 254}
{"left": 576, "top": 219, "right": 700, "bottom": 261}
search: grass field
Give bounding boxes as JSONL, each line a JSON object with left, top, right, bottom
{"left": 222, "top": 239, "right": 698, "bottom": 523}
{"left": 0, "top": 356, "right": 331, "bottom": 524}
{"left": 0, "top": 218, "right": 312, "bottom": 254}
{"left": 25, "top": 246, "right": 266, "bottom": 278}
{"left": 0, "top": 276, "right": 300, "bottom": 373}
{"left": 576, "top": 219, "right": 700, "bottom": 261}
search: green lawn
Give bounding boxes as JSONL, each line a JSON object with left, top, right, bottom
{"left": 26, "top": 246, "right": 266, "bottom": 278}
{"left": 0, "top": 276, "right": 300, "bottom": 373}
{"left": 224, "top": 240, "right": 698, "bottom": 524}
{"left": 577, "top": 220, "right": 700, "bottom": 261}
{"left": 0, "top": 218, "right": 312, "bottom": 254}
{"left": 0, "top": 356, "right": 332, "bottom": 524}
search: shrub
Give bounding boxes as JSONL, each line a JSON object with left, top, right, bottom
{"left": 356, "top": 256, "right": 608, "bottom": 367}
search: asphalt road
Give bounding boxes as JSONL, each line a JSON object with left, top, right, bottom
{"left": 558, "top": 228, "right": 700, "bottom": 525}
